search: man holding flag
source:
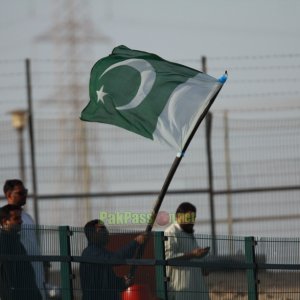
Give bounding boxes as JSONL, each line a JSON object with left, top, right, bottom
{"left": 81, "top": 45, "right": 226, "bottom": 291}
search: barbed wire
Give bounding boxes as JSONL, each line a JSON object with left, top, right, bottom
{"left": 209, "top": 65, "right": 300, "bottom": 71}
{"left": 0, "top": 59, "right": 24, "bottom": 64}
{"left": 228, "top": 78, "right": 300, "bottom": 83}
{"left": 0, "top": 72, "right": 26, "bottom": 77}
{"left": 1, "top": 52, "right": 300, "bottom": 65}
{"left": 209, "top": 53, "right": 300, "bottom": 60}
{"left": 222, "top": 91, "right": 300, "bottom": 98}
{"left": 213, "top": 105, "right": 300, "bottom": 113}
{"left": 176, "top": 53, "right": 300, "bottom": 62}
{"left": 2, "top": 77, "right": 300, "bottom": 89}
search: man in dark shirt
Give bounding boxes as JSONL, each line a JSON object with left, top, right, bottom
{"left": 0, "top": 204, "right": 42, "bottom": 300}
{"left": 80, "top": 219, "right": 145, "bottom": 300}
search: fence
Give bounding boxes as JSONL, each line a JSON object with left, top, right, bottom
{"left": 1, "top": 226, "right": 300, "bottom": 300}
{"left": 0, "top": 59, "right": 300, "bottom": 237}
{"left": 0, "top": 111, "right": 300, "bottom": 237}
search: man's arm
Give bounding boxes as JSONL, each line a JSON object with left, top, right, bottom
{"left": 113, "top": 233, "right": 146, "bottom": 259}
{"left": 167, "top": 246, "right": 210, "bottom": 263}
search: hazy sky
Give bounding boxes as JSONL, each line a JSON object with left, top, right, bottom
{"left": 1, "top": 0, "right": 300, "bottom": 111}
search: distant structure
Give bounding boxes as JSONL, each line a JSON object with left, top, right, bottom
{"left": 36, "top": 0, "right": 111, "bottom": 114}
{"left": 35, "top": 0, "right": 111, "bottom": 221}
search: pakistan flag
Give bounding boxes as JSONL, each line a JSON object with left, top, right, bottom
{"left": 80, "top": 45, "right": 226, "bottom": 150}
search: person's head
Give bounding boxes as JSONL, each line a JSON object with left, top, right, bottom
{"left": 84, "top": 219, "right": 109, "bottom": 247}
{"left": 3, "top": 179, "right": 28, "bottom": 207}
{"left": 0, "top": 204, "right": 22, "bottom": 231}
{"left": 175, "top": 202, "right": 196, "bottom": 234}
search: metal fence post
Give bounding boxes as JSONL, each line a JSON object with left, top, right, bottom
{"left": 26, "top": 58, "right": 39, "bottom": 225}
{"left": 59, "top": 226, "right": 73, "bottom": 300}
{"left": 154, "top": 231, "right": 168, "bottom": 300}
{"left": 245, "top": 236, "right": 258, "bottom": 300}
{"left": 205, "top": 112, "right": 217, "bottom": 255}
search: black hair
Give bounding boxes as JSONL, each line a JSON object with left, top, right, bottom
{"left": 84, "top": 219, "right": 105, "bottom": 242}
{"left": 3, "top": 179, "right": 24, "bottom": 195}
{"left": 0, "top": 204, "right": 21, "bottom": 226}
{"left": 176, "top": 202, "right": 196, "bottom": 215}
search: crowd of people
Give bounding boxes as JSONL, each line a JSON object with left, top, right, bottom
{"left": 0, "top": 178, "right": 210, "bottom": 300}
{"left": 0, "top": 179, "right": 45, "bottom": 300}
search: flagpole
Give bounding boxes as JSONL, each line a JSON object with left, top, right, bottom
{"left": 127, "top": 75, "right": 227, "bottom": 280}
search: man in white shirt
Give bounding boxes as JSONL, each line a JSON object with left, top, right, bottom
{"left": 3, "top": 179, "right": 47, "bottom": 300}
{"left": 164, "top": 202, "right": 210, "bottom": 300}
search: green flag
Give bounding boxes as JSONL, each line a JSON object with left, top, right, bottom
{"left": 81, "top": 45, "right": 226, "bottom": 150}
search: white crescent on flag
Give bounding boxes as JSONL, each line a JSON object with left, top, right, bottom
{"left": 99, "top": 58, "right": 156, "bottom": 110}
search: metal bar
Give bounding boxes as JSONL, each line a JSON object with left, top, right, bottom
{"left": 2, "top": 254, "right": 300, "bottom": 270}
{"left": 26, "top": 58, "right": 39, "bottom": 225}
{"left": 59, "top": 226, "right": 73, "bottom": 300}
{"left": 206, "top": 112, "right": 217, "bottom": 254}
{"left": 154, "top": 232, "right": 168, "bottom": 300}
{"left": 224, "top": 110, "right": 233, "bottom": 235}
{"left": 245, "top": 237, "right": 258, "bottom": 300}
{"left": 1, "top": 184, "right": 297, "bottom": 201}
{"left": 17, "top": 128, "right": 26, "bottom": 183}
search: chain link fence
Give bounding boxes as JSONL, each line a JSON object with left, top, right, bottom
{"left": 0, "top": 59, "right": 299, "bottom": 236}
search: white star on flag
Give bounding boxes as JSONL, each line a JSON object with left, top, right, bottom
{"left": 96, "top": 85, "right": 107, "bottom": 103}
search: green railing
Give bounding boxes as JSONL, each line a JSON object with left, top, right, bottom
{"left": 1, "top": 226, "right": 300, "bottom": 299}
